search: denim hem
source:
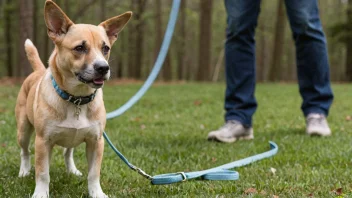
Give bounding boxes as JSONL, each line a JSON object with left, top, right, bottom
{"left": 302, "top": 108, "right": 327, "bottom": 117}
{"left": 225, "top": 116, "right": 252, "bottom": 128}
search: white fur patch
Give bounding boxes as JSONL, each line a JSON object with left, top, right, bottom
{"left": 25, "top": 39, "right": 34, "bottom": 47}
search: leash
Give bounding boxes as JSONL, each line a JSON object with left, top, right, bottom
{"left": 104, "top": 132, "right": 278, "bottom": 185}
{"left": 103, "top": 0, "right": 278, "bottom": 185}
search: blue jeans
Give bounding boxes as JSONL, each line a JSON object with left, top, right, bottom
{"left": 224, "top": 0, "right": 334, "bottom": 127}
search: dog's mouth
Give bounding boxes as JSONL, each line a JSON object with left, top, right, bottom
{"left": 77, "top": 74, "right": 107, "bottom": 88}
{"left": 92, "top": 77, "right": 105, "bottom": 85}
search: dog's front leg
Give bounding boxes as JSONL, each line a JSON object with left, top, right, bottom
{"left": 86, "top": 137, "right": 107, "bottom": 198}
{"left": 32, "top": 136, "right": 53, "bottom": 198}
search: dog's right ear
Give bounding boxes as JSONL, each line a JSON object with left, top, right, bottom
{"left": 44, "top": 0, "right": 73, "bottom": 42}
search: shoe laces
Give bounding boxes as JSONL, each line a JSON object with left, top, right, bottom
{"left": 307, "top": 114, "right": 327, "bottom": 126}
{"left": 221, "top": 120, "right": 240, "bottom": 130}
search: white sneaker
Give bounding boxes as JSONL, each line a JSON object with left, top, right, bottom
{"left": 207, "top": 120, "right": 254, "bottom": 143}
{"left": 306, "top": 113, "right": 331, "bottom": 136}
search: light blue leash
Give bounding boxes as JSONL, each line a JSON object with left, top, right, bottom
{"left": 103, "top": 0, "right": 278, "bottom": 185}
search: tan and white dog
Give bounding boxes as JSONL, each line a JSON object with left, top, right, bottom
{"left": 15, "top": 1, "right": 132, "bottom": 197}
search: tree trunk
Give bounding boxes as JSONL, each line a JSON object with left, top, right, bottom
{"left": 197, "top": 0, "right": 213, "bottom": 81}
{"left": 43, "top": 33, "right": 51, "bottom": 66}
{"left": 128, "top": 1, "right": 136, "bottom": 78}
{"left": 257, "top": 23, "right": 266, "bottom": 82}
{"left": 19, "top": 0, "right": 34, "bottom": 77}
{"left": 177, "top": 0, "right": 186, "bottom": 80}
{"left": 155, "top": 0, "right": 173, "bottom": 81}
{"left": 65, "top": 0, "right": 71, "bottom": 17}
{"left": 134, "top": 0, "right": 147, "bottom": 79}
{"left": 72, "top": 0, "right": 98, "bottom": 21}
{"left": 155, "top": 0, "right": 162, "bottom": 59}
{"left": 346, "top": 0, "right": 352, "bottom": 81}
{"left": 268, "top": 0, "right": 286, "bottom": 82}
{"left": 100, "top": 0, "right": 106, "bottom": 21}
{"left": 33, "top": 0, "right": 38, "bottom": 45}
{"left": 4, "top": 0, "right": 13, "bottom": 76}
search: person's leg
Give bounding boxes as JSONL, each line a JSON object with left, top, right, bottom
{"left": 208, "top": 0, "right": 260, "bottom": 143}
{"left": 285, "top": 0, "right": 334, "bottom": 117}
{"left": 224, "top": 0, "right": 261, "bottom": 127}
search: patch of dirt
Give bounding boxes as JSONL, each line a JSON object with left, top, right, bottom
{"left": 0, "top": 77, "right": 25, "bottom": 86}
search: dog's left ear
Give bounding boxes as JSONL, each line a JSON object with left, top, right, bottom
{"left": 99, "top": 11, "right": 132, "bottom": 45}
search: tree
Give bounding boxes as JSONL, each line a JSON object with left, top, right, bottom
{"left": 19, "top": 0, "right": 33, "bottom": 77}
{"left": 177, "top": 0, "right": 187, "bottom": 80}
{"left": 4, "top": 0, "right": 14, "bottom": 76}
{"left": 197, "top": 0, "right": 213, "bottom": 81}
{"left": 268, "top": 0, "right": 287, "bottom": 81}
{"left": 154, "top": 0, "right": 173, "bottom": 81}
{"left": 134, "top": 0, "right": 147, "bottom": 79}
{"left": 330, "top": 0, "right": 352, "bottom": 81}
{"left": 128, "top": 1, "right": 136, "bottom": 78}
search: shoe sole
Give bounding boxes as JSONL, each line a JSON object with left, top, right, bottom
{"left": 208, "top": 134, "right": 254, "bottom": 143}
{"left": 306, "top": 131, "right": 331, "bottom": 137}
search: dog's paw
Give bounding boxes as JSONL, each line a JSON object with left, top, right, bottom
{"left": 18, "top": 169, "right": 31, "bottom": 177}
{"left": 32, "top": 191, "right": 49, "bottom": 198}
{"left": 68, "top": 168, "right": 83, "bottom": 176}
{"left": 19, "top": 155, "right": 31, "bottom": 177}
{"left": 89, "top": 191, "right": 108, "bottom": 198}
{"left": 18, "top": 163, "right": 31, "bottom": 177}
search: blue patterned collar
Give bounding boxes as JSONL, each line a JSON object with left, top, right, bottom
{"left": 51, "top": 75, "right": 97, "bottom": 105}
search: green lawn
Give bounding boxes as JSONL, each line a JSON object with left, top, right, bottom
{"left": 0, "top": 83, "right": 352, "bottom": 197}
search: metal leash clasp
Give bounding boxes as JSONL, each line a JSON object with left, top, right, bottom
{"left": 177, "top": 172, "right": 187, "bottom": 182}
{"left": 131, "top": 165, "right": 152, "bottom": 180}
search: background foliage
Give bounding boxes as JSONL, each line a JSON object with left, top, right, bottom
{"left": 0, "top": 0, "right": 351, "bottom": 81}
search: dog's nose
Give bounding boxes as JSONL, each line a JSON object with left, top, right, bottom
{"left": 94, "top": 61, "right": 110, "bottom": 75}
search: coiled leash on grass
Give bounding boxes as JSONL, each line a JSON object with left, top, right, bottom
{"left": 103, "top": 0, "right": 278, "bottom": 185}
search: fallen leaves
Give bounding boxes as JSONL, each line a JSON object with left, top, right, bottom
{"left": 346, "top": 115, "right": 352, "bottom": 121}
{"left": 333, "top": 187, "right": 343, "bottom": 196}
{"left": 193, "top": 100, "right": 202, "bottom": 106}
{"left": 130, "top": 117, "right": 141, "bottom": 122}
{"left": 244, "top": 187, "right": 278, "bottom": 197}
{"left": 140, "top": 124, "right": 146, "bottom": 130}
{"left": 244, "top": 188, "right": 257, "bottom": 194}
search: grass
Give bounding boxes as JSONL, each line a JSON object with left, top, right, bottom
{"left": 0, "top": 83, "right": 352, "bottom": 197}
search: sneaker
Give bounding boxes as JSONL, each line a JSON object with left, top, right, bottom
{"left": 306, "top": 113, "right": 331, "bottom": 136}
{"left": 207, "top": 120, "right": 254, "bottom": 143}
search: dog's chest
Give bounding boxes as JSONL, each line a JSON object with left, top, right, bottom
{"left": 46, "top": 106, "right": 101, "bottom": 148}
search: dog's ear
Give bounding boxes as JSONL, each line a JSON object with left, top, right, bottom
{"left": 44, "top": 0, "right": 73, "bottom": 42}
{"left": 99, "top": 11, "right": 132, "bottom": 45}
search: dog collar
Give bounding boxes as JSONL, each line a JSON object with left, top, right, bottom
{"left": 51, "top": 75, "right": 97, "bottom": 105}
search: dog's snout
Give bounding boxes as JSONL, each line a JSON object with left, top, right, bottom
{"left": 94, "top": 61, "right": 110, "bottom": 75}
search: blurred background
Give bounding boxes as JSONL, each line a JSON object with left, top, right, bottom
{"left": 0, "top": 0, "right": 350, "bottom": 82}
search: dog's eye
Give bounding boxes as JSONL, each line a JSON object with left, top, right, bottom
{"left": 102, "top": 46, "right": 110, "bottom": 55}
{"left": 73, "top": 45, "right": 86, "bottom": 53}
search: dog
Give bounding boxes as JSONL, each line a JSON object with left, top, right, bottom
{"left": 15, "top": 1, "right": 132, "bottom": 197}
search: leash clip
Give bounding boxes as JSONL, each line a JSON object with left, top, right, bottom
{"left": 131, "top": 166, "right": 152, "bottom": 180}
{"left": 177, "top": 172, "right": 187, "bottom": 182}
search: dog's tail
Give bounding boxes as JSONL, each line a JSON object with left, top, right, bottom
{"left": 24, "top": 39, "right": 46, "bottom": 72}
